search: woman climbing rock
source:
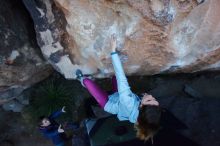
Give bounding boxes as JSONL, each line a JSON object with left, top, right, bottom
{"left": 76, "top": 34, "right": 161, "bottom": 141}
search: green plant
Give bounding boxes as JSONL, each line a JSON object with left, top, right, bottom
{"left": 24, "top": 79, "right": 76, "bottom": 125}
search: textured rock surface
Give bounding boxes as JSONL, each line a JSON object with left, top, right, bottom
{"left": 22, "top": 0, "right": 220, "bottom": 79}
{"left": 0, "top": 0, "right": 53, "bottom": 105}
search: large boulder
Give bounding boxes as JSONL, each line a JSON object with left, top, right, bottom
{"left": 22, "top": 0, "right": 220, "bottom": 79}
{"left": 0, "top": 0, "right": 53, "bottom": 105}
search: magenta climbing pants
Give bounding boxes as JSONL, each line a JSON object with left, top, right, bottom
{"left": 83, "top": 76, "right": 118, "bottom": 108}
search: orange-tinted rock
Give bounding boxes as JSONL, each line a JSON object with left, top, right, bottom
{"left": 23, "top": 0, "right": 220, "bottom": 78}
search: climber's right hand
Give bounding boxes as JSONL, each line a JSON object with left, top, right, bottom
{"left": 110, "top": 34, "right": 117, "bottom": 52}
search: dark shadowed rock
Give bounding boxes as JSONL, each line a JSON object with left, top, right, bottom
{"left": 0, "top": 0, "right": 53, "bottom": 106}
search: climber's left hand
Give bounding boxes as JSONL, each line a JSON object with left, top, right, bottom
{"left": 140, "top": 93, "right": 159, "bottom": 107}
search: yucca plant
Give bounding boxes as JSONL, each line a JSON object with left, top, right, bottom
{"left": 24, "top": 79, "right": 76, "bottom": 125}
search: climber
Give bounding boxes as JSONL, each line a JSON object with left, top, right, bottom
{"left": 38, "top": 106, "right": 78, "bottom": 146}
{"left": 75, "top": 34, "right": 161, "bottom": 141}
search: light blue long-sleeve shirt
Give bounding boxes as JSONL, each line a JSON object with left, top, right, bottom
{"left": 104, "top": 52, "right": 140, "bottom": 123}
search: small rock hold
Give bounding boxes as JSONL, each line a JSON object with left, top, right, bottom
{"left": 16, "top": 95, "right": 29, "bottom": 105}
{"left": 184, "top": 84, "right": 203, "bottom": 98}
{"left": 197, "top": 0, "right": 205, "bottom": 4}
{"left": 2, "top": 100, "right": 24, "bottom": 112}
{"left": 5, "top": 50, "right": 20, "bottom": 65}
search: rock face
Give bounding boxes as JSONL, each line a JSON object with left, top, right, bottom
{"left": 22, "top": 0, "right": 220, "bottom": 79}
{"left": 0, "top": 0, "right": 53, "bottom": 105}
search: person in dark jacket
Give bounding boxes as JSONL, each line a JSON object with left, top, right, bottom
{"left": 38, "top": 106, "right": 66, "bottom": 146}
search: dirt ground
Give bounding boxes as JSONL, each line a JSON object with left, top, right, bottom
{"left": 0, "top": 71, "right": 220, "bottom": 146}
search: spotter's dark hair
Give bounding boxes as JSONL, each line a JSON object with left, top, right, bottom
{"left": 38, "top": 116, "right": 48, "bottom": 127}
